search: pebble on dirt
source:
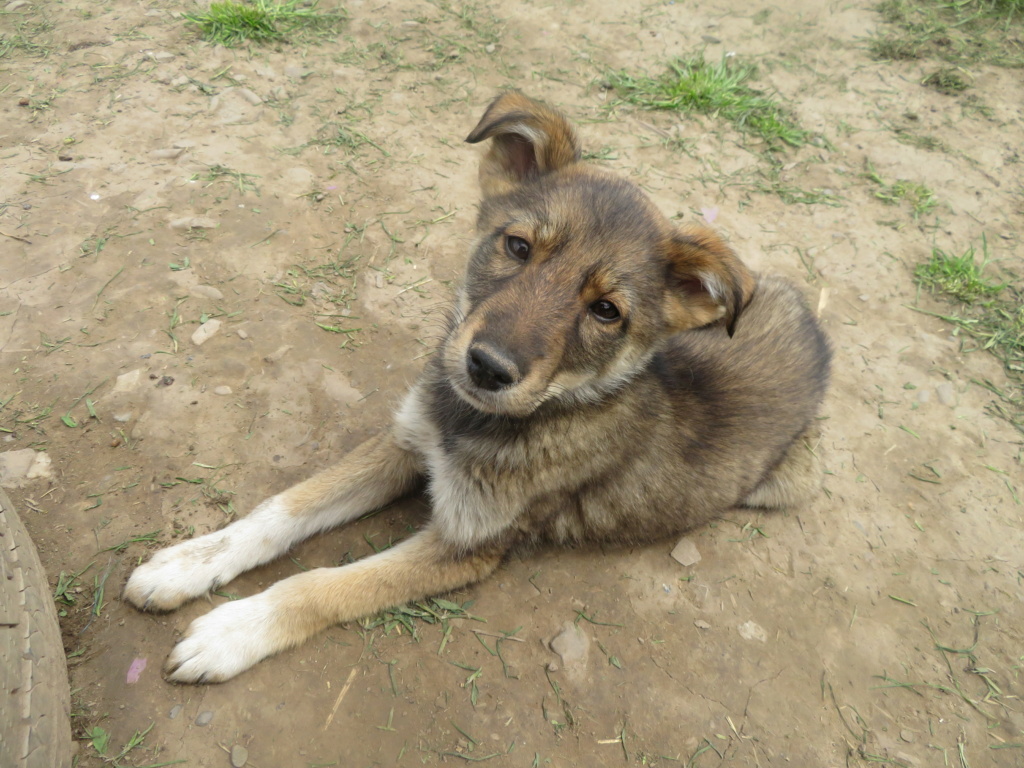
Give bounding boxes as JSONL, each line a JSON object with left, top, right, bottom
{"left": 236, "top": 87, "right": 262, "bottom": 105}
{"left": 191, "top": 284, "right": 224, "bottom": 300}
{"left": 670, "top": 536, "right": 701, "bottom": 566}
{"left": 549, "top": 621, "right": 589, "bottom": 672}
{"left": 738, "top": 621, "right": 767, "bottom": 643}
{"left": 195, "top": 710, "right": 214, "bottom": 726}
{"left": 230, "top": 745, "right": 249, "bottom": 767}
{"left": 936, "top": 381, "right": 956, "bottom": 406}
{"left": 169, "top": 216, "right": 218, "bottom": 231}
{"left": 112, "top": 368, "right": 144, "bottom": 394}
{"left": 191, "top": 318, "right": 222, "bottom": 346}
{"left": 0, "top": 448, "right": 54, "bottom": 489}
{"left": 213, "top": 385, "right": 232, "bottom": 396}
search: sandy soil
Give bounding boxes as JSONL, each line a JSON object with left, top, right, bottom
{"left": 2, "top": 0, "right": 1023, "bottom": 766}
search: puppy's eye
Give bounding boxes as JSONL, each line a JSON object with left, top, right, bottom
{"left": 505, "top": 235, "right": 531, "bottom": 261}
{"left": 590, "top": 299, "right": 621, "bottom": 323}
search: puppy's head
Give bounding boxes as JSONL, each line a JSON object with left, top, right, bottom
{"left": 442, "top": 92, "right": 755, "bottom": 417}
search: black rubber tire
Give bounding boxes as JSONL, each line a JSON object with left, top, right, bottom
{"left": 0, "top": 488, "right": 73, "bottom": 768}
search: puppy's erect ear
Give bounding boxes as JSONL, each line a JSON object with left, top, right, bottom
{"left": 663, "top": 226, "right": 756, "bottom": 336}
{"left": 465, "top": 91, "right": 581, "bottom": 198}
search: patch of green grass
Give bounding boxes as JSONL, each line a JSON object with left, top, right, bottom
{"left": 891, "top": 126, "right": 945, "bottom": 152}
{"left": 361, "top": 597, "right": 482, "bottom": 640}
{"left": 0, "top": 19, "right": 55, "bottom": 58}
{"left": 913, "top": 237, "right": 1023, "bottom": 431}
{"left": 863, "top": 163, "right": 938, "bottom": 218}
{"left": 191, "top": 164, "right": 261, "bottom": 195}
{"left": 914, "top": 239, "right": 1004, "bottom": 303}
{"left": 869, "top": 36, "right": 921, "bottom": 61}
{"left": 184, "top": 0, "right": 346, "bottom": 47}
{"left": 922, "top": 67, "right": 971, "bottom": 94}
{"left": 871, "top": 0, "right": 1024, "bottom": 68}
{"left": 608, "top": 53, "right": 811, "bottom": 148}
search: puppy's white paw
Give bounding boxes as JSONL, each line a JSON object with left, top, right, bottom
{"left": 165, "top": 596, "right": 281, "bottom": 683}
{"left": 124, "top": 533, "right": 233, "bottom": 612}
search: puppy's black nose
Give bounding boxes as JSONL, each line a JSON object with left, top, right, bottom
{"left": 467, "top": 345, "right": 519, "bottom": 391}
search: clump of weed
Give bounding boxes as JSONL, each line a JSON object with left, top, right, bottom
{"left": 607, "top": 53, "right": 810, "bottom": 148}
{"left": 863, "top": 163, "right": 938, "bottom": 218}
{"left": 870, "top": 0, "right": 1024, "bottom": 68}
{"left": 913, "top": 237, "right": 1023, "bottom": 430}
{"left": 191, "top": 164, "right": 261, "bottom": 195}
{"left": 184, "top": 0, "right": 346, "bottom": 47}
{"left": 362, "top": 597, "right": 481, "bottom": 639}
{"left": 869, "top": 37, "right": 920, "bottom": 61}
{"left": 922, "top": 67, "right": 971, "bottom": 94}
{"left": 914, "top": 239, "right": 1005, "bottom": 303}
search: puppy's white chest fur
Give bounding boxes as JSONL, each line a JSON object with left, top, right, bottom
{"left": 394, "top": 385, "right": 521, "bottom": 549}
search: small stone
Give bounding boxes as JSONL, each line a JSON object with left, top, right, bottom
{"left": 916, "top": 389, "right": 931, "bottom": 404}
{"left": 25, "top": 453, "right": 51, "bottom": 480}
{"left": 150, "top": 148, "right": 184, "bottom": 160}
{"left": 738, "top": 621, "right": 767, "bottom": 642}
{"left": 549, "top": 622, "right": 589, "bottom": 670}
{"left": 236, "top": 329, "right": 249, "bottom": 340}
{"left": 191, "top": 318, "right": 222, "bottom": 346}
{"left": 168, "top": 705, "right": 182, "bottom": 719}
{"left": 400, "top": 19, "right": 421, "bottom": 27}
{"left": 694, "top": 619, "right": 711, "bottom": 630}
{"left": 170, "top": 216, "right": 218, "bottom": 231}
{"left": 230, "top": 745, "right": 249, "bottom": 767}
{"left": 190, "top": 284, "right": 224, "bottom": 300}
{"left": 670, "top": 537, "right": 701, "bottom": 566}
{"left": 213, "top": 386, "right": 232, "bottom": 396}
{"left": 113, "top": 412, "right": 133, "bottom": 423}
{"left": 264, "top": 344, "right": 292, "bottom": 363}
{"left": 484, "top": 43, "right": 495, "bottom": 53}
{"left": 936, "top": 381, "right": 955, "bottom": 406}
{"left": 900, "top": 729, "right": 915, "bottom": 743}
{"left": 236, "top": 87, "right": 262, "bottom": 105}
{"left": 6, "top": 0, "right": 30, "bottom": 10}
{"left": 148, "top": 50, "right": 175, "bottom": 62}
{"left": 0, "top": 449, "right": 53, "bottom": 489}
{"left": 858, "top": 294, "right": 869, "bottom": 302}
{"left": 112, "top": 368, "right": 144, "bottom": 394}
{"left": 195, "top": 710, "right": 214, "bottom": 726}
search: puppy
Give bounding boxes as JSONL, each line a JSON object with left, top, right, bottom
{"left": 125, "top": 92, "right": 831, "bottom": 683}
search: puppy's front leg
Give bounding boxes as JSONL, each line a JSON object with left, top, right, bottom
{"left": 124, "top": 431, "right": 420, "bottom": 612}
{"left": 164, "top": 526, "right": 506, "bottom": 683}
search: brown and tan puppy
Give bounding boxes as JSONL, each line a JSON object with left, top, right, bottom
{"left": 124, "top": 92, "right": 831, "bottom": 683}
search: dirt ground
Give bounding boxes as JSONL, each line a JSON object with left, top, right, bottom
{"left": 2, "top": 0, "right": 1023, "bottom": 766}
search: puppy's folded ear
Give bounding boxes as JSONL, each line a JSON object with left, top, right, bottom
{"left": 663, "top": 226, "right": 756, "bottom": 336}
{"left": 466, "top": 91, "right": 581, "bottom": 198}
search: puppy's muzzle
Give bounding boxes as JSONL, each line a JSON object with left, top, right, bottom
{"left": 466, "top": 343, "right": 521, "bottom": 391}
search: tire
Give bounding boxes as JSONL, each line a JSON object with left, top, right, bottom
{"left": 0, "top": 488, "right": 73, "bottom": 768}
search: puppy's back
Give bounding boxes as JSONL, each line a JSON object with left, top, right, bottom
{"left": 658, "top": 274, "right": 830, "bottom": 468}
